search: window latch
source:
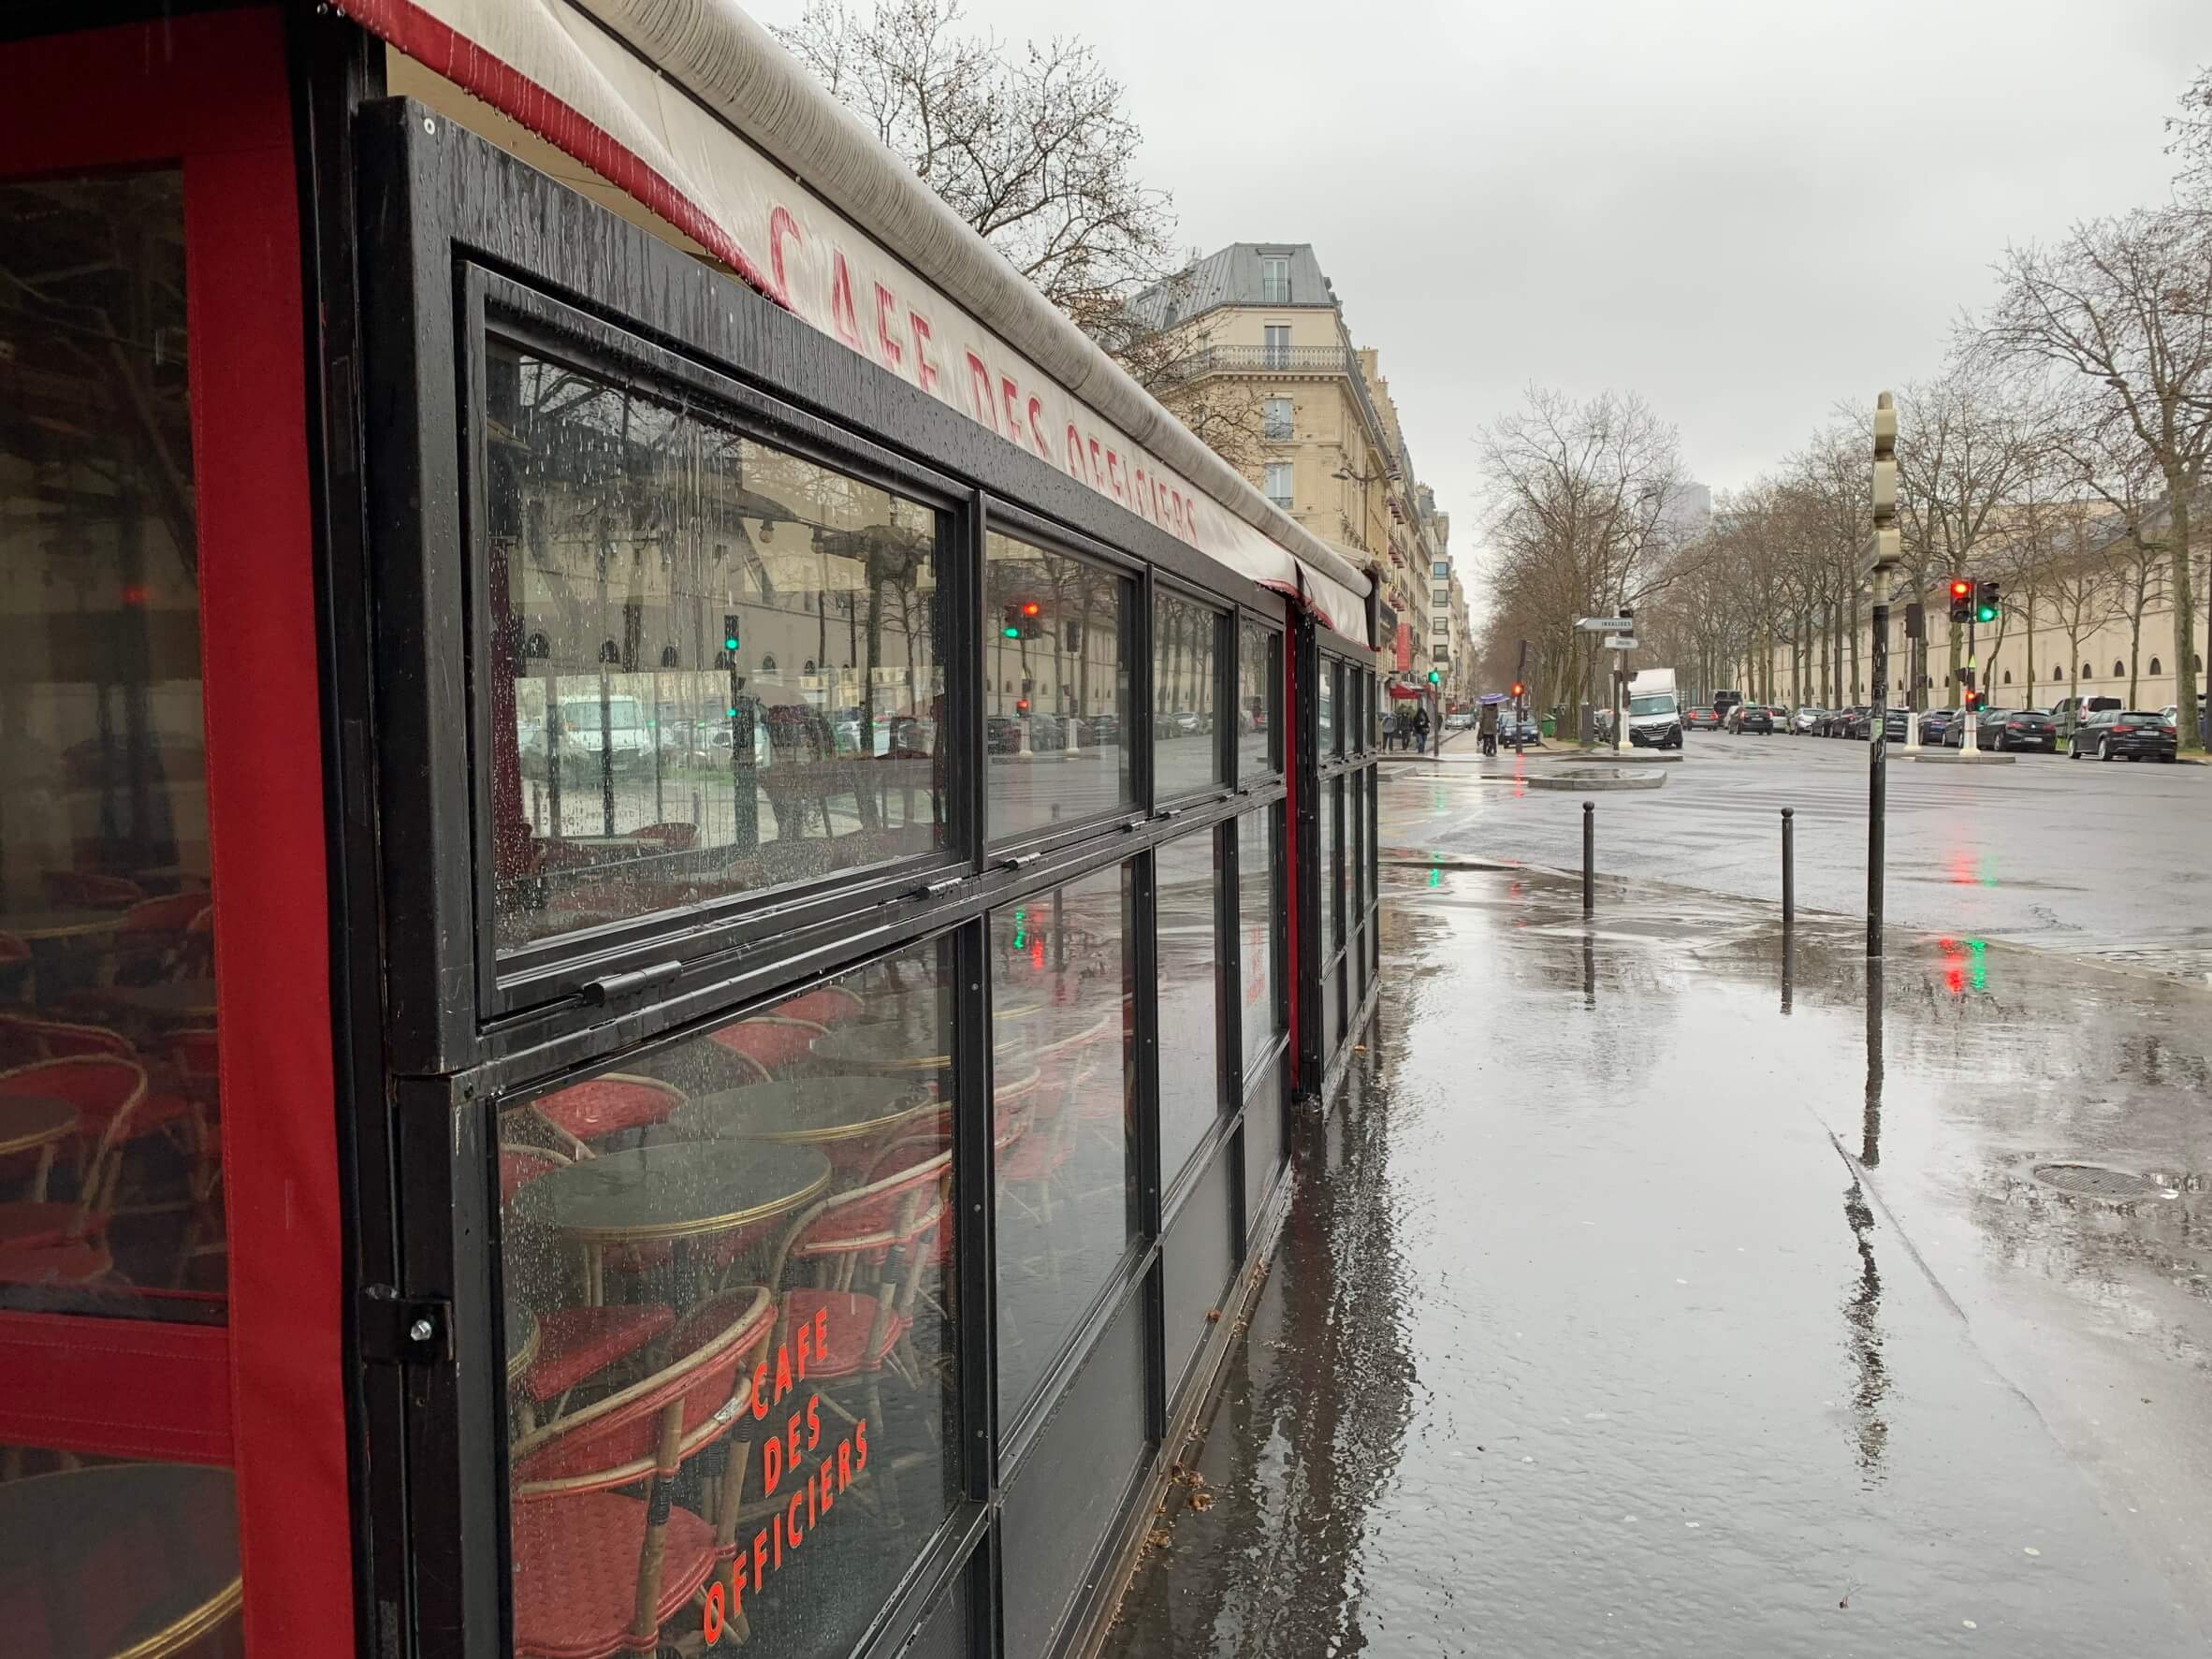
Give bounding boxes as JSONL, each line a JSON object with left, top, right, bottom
{"left": 359, "top": 1286, "right": 452, "bottom": 1366}
{"left": 999, "top": 851, "right": 1042, "bottom": 871}
{"left": 1154, "top": 806, "right": 1186, "bottom": 821}
{"left": 916, "top": 875, "right": 964, "bottom": 897}
{"left": 580, "top": 960, "right": 681, "bottom": 1006}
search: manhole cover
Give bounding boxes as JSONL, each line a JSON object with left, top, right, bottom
{"left": 2032, "top": 1163, "right": 2160, "bottom": 1199}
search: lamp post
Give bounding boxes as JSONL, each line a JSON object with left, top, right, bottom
{"left": 1866, "top": 392, "right": 1901, "bottom": 958}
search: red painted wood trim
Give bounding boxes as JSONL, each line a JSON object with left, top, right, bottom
{"left": 0, "top": 11, "right": 355, "bottom": 1655}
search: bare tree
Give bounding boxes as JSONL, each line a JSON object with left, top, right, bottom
{"left": 1977, "top": 207, "right": 2212, "bottom": 746}
{"left": 2171, "top": 64, "right": 2212, "bottom": 209}
{"left": 778, "top": 0, "right": 1177, "bottom": 341}
{"left": 2042, "top": 500, "right": 2130, "bottom": 712}
{"left": 1477, "top": 388, "right": 1692, "bottom": 717}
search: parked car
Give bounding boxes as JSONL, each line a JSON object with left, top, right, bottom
{"left": 1790, "top": 706, "right": 1824, "bottom": 735}
{"left": 1499, "top": 714, "right": 1541, "bottom": 749}
{"left": 1827, "top": 706, "right": 1870, "bottom": 738}
{"left": 2068, "top": 707, "right": 2176, "bottom": 762}
{"left": 1736, "top": 705, "right": 1775, "bottom": 735}
{"left": 1949, "top": 708, "right": 2055, "bottom": 752}
{"left": 2049, "top": 694, "right": 2120, "bottom": 735}
{"left": 1711, "top": 691, "right": 1744, "bottom": 723}
{"left": 1917, "top": 707, "right": 1956, "bottom": 745}
{"left": 1684, "top": 706, "right": 1722, "bottom": 730}
{"left": 1879, "top": 708, "right": 1911, "bottom": 742}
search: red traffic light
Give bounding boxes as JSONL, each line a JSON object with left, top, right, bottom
{"left": 1948, "top": 579, "right": 1972, "bottom": 600}
{"left": 1510, "top": 681, "right": 1525, "bottom": 697}
{"left": 1019, "top": 601, "right": 1041, "bottom": 618}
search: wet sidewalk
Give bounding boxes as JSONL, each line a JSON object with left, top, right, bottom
{"left": 1101, "top": 869, "right": 2212, "bottom": 1656}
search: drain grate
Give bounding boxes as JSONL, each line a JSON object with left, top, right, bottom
{"left": 2032, "top": 1163, "right": 2160, "bottom": 1199}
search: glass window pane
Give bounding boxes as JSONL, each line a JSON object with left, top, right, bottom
{"left": 1346, "top": 670, "right": 1365, "bottom": 755}
{"left": 0, "top": 170, "right": 226, "bottom": 1322}
{"left": 1316, "top": 660, "right": 1334, "bottom": 754}
{"left": 992, "top": 865, "right": 1136, "bottom": 1417}
{"left": 1154, "top": 592, "right": 1223, "bottom": 800}
{"left": 0, "top": 1448, "right": 241, "bottom": 1656}
{"left": 984, "top": 531, "right": 1131, "bottom": 839}
{"left": 1320, "top": 779, "right": 1340, "bottom": 952}
{"left": 1237, "top": 621, "right": 1279, "bottom": 779}
{"left": 1154, "top": 830, "right": 1223, "bottom": 1182}
{"left": 497, "top": 938, "right": 958, "bottom": 1655}
{"left": 1330, "top": 662, "right": 1347, "bottom": 756}
{"left": 487, "top": 342, "right": 947, "bottom": 955}
{"left": 1237, "top": 809, "right": 1281, "bottom": 1067}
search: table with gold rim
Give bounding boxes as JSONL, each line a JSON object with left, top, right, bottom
{"left": 0, "top": 1096, "right": 77, "bottom": 1201}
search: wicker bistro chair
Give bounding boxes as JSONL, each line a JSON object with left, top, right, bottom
{"left": 749, "top": 1148, "right": 952, "bottom": 1526}
{"left": 706, "top": 1017, "right": 828, "bottom": 1077}
{"left": 0, "top": 1057, "right": 149, "bottom": 1287}
{"left": 508, "top": 1285, "right": 776, "bottom": 1659}
{"left": 529, "top": 1072, "right": 690, "bottom": 1158}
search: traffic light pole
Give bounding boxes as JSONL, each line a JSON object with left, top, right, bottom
{"left": 1866, "top": 393, "right": 1899, "bottom": 960}
{"left": 1962, "top": 612, "right": 1979, "bottom": 754}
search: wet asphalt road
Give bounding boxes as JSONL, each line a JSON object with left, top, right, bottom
{"left": 1103, "top": 866, "right": 2212, "bottom": 1657}
{"left": 1381, "top": 732, "right": 2212, "bottom": 981}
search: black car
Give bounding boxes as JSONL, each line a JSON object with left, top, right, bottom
{"left": 1879, "top": 708, "right": 1911, "bottom": 742}
{"left": 1947, "top": 708, "right": 2055, "bottom": 752}
{"left": 1917, "top": 707, "right": 1956, "bottom": 745}
{"left": 1736, "top": 705, "right": 1775, "bottom": 735}
{"left": 1684, "top": 706, "right": 1722, "bottom": 730}
{"left": 1826, "top": 706, "right": 1870, "bottom": 738}
{"left": 2068, "top": 707, "right": 2177, "bottom": 762}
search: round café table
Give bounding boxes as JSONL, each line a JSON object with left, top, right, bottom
{"left": 662, "top": 1078, "right": 928, "bottom": 1149}
{"left": 100, "top": 980, "right": 219, "bottom": 1023}
{"left": 810, "top": 1001, "right": 1041, "bottom": 1075}
{"left": 4, "top": 909, "right": 125, "bottom": 943}
{"left": 534, "top": 1139, "right": 832, "bottom": 1304}
{"left": 0, "top": 1096, "right": 78, "bottom": 1202}
{"left": 0, "top": 1462, "right": 240, "bottom": 1658}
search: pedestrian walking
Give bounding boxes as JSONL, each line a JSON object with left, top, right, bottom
{"left": 1413, "top": 706, "right": 1431, "bottom": 754}
{"left": 1384, "top": 706, "right": 1401, "bottom": 751}
{"left": 1477, "top": 699, "right": 1499, "bottom": 756}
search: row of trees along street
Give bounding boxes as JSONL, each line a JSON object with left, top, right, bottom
{"left": 1476, "top": 68, "right": 2212, "bottom": 748}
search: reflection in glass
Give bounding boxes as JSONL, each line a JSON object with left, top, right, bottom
{"left": 1237, "top": 621, "right": 1280, "bottom": 779}
{"left": 1236, "top": 810, "right": 1281, "bottom": 1070}
{"left": 1155, "top": 830, "right": 1223, "bottom": 1182}
{"left": 486, "top": 342, "right": 945, "bottom": 954}
{"left": 497, "top": 940, "right": 958, "bottom": 1656}
{"left": 0, "top": 172, "right": 225, "bottom": 1320}
{"left": 0, "top": 1448, "right": 241, "bottom": 1657}
{"left": 1317, "top": 660, "right": 1335, "bottom": 754}
{"left": 1154, "top": 591, "right": 1223, "bottom": 800}
{"left": 1320, "top": 779, "right": 1340, "bottom": 953}
{"left": 984, "top": 532, "right": 1132, "bottom": 839}
{"left": 1346, "top": 671, "right": 1364, "bottom": 757}
{"left": 991, "top": 866, "right": 1136, "bottom": 1417}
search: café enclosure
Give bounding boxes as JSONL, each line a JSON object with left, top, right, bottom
{"left": 0, "top": 4, "right": 1382, "bottom": 1656}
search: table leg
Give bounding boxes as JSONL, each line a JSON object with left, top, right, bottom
{"left": 31, "top": 1143, "right": 55, "bottom": 1204}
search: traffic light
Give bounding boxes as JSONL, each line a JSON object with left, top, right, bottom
{"left": 1975, "top": 580, "right": 2000, "bottom": 625}
{"left": 1000, "top": 599, "right": 1044, "bottom": 640}
{"left": 717, "top": 613, "right": 740, "bottom": 668}
{"left": 1510, "top": 680, "right": 1525, "bottom": 699}
{"left": 1427, "top": 669, "right": 1441, "bottom": 687}
{"left": 1947, "top": 578, "right": 1972, "bottom": 624}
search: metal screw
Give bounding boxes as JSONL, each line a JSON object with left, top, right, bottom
{"left": 408, "top": 1317, "right": 434, "bottom": 1343}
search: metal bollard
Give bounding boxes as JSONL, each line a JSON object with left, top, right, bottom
{"left": 1582, "top": 800, "right": 1594, "bottom": 914}
{"left": 1781, "top": 807, "right": 1796, "bottom": 928}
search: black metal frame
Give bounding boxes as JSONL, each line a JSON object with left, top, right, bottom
{"left": 347, "top": 93, "right": 1310, "bottom": 1659}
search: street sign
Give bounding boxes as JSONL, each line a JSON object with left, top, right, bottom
{"left": 1602, "top": 634, "right": 1637, "bottom": 651}
{"left": 1576, "top": 617, "right": 1634, "bottom": 632}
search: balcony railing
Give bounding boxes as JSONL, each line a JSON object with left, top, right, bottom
{"left": 1166, "top": 343, "right": 1353, "bottom": 376}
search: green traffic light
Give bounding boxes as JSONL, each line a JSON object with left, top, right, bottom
{"left": 723, "top": 635, "right": 739, "bottom": 651}
{"left": 1974, "top": 605, "right": 1997, "bottom": 623}
{"left": 1001, "top": 625, "right": 1022, "bottom": 639}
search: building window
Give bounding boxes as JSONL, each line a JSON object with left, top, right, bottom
{"left": 1433, "top": 588, "right": 1449, "bottom": 605}
{"left": 1262, "top": 397, "right": 1292, "bottom": 441}
{"left": 2082, "top": 662, "right": 2092, "bottom": 679}
{"left": 1262, "top": 325, "right": 1290, "bottom": 369}
{"left": 2002, "top": 670, "right": 2012, "bottom": 684}
{"left": 1263, "top": 461, "right": 1293, "bottom": 508}
{"left": 1259, "top": 255, "right": 1291, "bottom": 304}
{"left": 1433, "top": 646, "right": 1449, "bottom": 662}
{"left": 1431, "top": 560, "right": 1448, "bottom": 578}
{"left": 2114, "top": 659, "right": 2126, "bottom": 678}
{"left": 1238, "top": 619, "right": 1281, "bottom": 779}
{"left": 2053, "top": 666, "right": 2062, "bottom": 681}
{"left": 2149, "top": 656, "right": 2162, "bottom": 675}
{"left": 1432, "top": 618, "right": 1448, "bottom": 633}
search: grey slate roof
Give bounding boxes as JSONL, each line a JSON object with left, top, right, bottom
{"left": 1127, "top": 243, "right": 1339, "bottom": 330}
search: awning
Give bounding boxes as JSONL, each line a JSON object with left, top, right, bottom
{"left": 347, "top": 0, "right": 1372, "bottom": 636}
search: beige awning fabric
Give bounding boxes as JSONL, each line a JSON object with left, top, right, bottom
{"left": 346, "top": 0, "right": 1370, "bottom": 636}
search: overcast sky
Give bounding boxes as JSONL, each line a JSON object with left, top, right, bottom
{"left": 749, "top": 0, "right": 2204, "bottom": 573}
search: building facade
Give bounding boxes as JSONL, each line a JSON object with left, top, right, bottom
{"left": 1132, "top": 245, "right": 1450, "bottom": 699}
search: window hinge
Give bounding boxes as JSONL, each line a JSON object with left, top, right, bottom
{"left": 999, "top": 851, "right": 1042, "bottom": 871}
{"left": 580, "top": 960, "right": 681, "bottom": 1006}
{"left": 1155, "top": 806, "right": 1186, "bottom": 820}
{"left": 916, "top": 875, "right": 965, "bottom": 897}
{"left": 359, "top": 1286, "right": 452, "bottom": 1366}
